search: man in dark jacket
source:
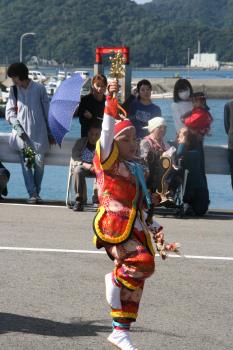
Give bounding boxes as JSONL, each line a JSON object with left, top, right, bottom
{"left": 0, "top": 161, "right": 10, "bottom": 200}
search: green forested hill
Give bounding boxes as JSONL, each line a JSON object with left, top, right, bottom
{"left": 0, "top": 0, "right": 233, "bottom": 67}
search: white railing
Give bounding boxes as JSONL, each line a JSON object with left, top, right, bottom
{"left": 0, "top": 132, "right": 230, "bottom": 175}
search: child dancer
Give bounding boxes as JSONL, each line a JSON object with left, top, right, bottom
{"left": 93, "top": 90, "right": 165, "bottom": 350}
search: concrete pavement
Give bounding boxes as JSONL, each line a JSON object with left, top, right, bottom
{"left": 0, "top": 203, "right": 233, "bottom": 350}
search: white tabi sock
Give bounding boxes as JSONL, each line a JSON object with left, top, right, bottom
{"left": 105, "top": 272, "right": 122, "bottom": 309}
{"left": 107, "top": 329, "right": 138, "bottom": 350}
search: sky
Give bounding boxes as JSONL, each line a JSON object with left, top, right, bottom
{"left": 133, "top": 0, "right": 152, "bottom": 4}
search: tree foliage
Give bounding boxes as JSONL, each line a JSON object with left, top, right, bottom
{"left": 0, "top": 0, "right": 232, "bottom": 66}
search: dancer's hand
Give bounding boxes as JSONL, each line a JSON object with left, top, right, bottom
{"left": 104, "top": 95, "right": 119, "bottom": 119}
{"left": 107, "top": 80, "right": 119, "bottom": 96}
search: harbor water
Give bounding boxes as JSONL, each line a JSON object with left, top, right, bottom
{"left": 0, "top": 96, "right": 232, "bottom": 209}
{"left": 40, "top": 66, "right": 233, "bottom": 80}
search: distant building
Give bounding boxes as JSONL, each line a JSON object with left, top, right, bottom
{"left": 191, "top": 53, "right": 220, "bottom": 69}
{"left": 190, "top": 41, "right": 220, "bottom": 69}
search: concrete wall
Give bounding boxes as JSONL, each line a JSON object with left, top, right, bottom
{"left": 132, "top": 77, "right": 233, "bottom": 99}
{"left": 0, "top": 132, "right": 230, "bottom": 175}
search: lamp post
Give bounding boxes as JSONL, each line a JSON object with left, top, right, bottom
{"left": 19, "top": 32, "right": 36, "bottom": 62}
{"left": 187, "top": 47, "right": 190, "bottom": 78}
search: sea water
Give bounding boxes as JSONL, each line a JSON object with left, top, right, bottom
{"left": 0, "top": 97, "right": 232, "bottom": 209}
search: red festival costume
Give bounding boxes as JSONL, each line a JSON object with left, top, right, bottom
{"left": 93, "top": 96, "right": 160, "bottom": 328}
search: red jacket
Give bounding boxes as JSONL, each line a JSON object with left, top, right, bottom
{"left": 184, "top": 108, "right": 213, "bottom": 135}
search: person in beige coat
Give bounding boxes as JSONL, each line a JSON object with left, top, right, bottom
{"left": 71, "top": 122, "right": 101, "bottom": 211}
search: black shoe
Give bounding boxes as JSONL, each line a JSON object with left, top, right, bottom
{"left": 73, "top": 201, "right": 84, "bottom": 212}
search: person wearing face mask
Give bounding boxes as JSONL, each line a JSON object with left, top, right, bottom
{"left": 74, "top": 74, "right": 108, "bottom": 137}
{"left": 171, "top": 79, "right": 193, "bottom": 133}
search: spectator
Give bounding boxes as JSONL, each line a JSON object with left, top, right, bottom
{"left": 182, "top": 92, "right": 213, "bottom": 137}
{"left": 74, "top": 74, "right": 107, "bottom": 137}
{"left": 126, "top": 79, "right": 161, "bottom": 139}
{"left": 0, "top": 161, "right": 10, "bottom": 200}
{"left": 224, "top": 100, "right": 233, "bottom": 190}
{"left": 181, "top": 92, "right": 213, "bottom": 179}
{"left": 177, "top": 127, "right": 209, "bottom": 216}
{"left": 140, "top": 117, "right": 175, "bottom": 203}
{"left": 5, "top": 62, "right": 55, "bottom": 204}
{"left": 171, "top": 78, "right": 193, "bottom": 133}
{"left": 71, "top": 122, "right": 101, "bottom": 211}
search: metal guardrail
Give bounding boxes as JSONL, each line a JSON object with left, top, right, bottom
{"left": 0, "top": 132, "right": 230, "bottom": 175}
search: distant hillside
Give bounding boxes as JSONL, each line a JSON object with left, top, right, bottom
{"left": 0, "top": 0, "right": 233, "bottom": 66}
{"left": 145, "top": 0, "right": 228, "bottom": 26}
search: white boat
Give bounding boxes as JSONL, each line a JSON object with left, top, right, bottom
{"left": 74, "top": 70, "right": 89, "bottom": 80}
{"left": 44, "top": 76, "right": 62, "bottom": 96}
{"left": 29, "top": 70, "right": 46, "bottom": 82}
{"left": 57, "top": 70, "right": 66, "bottom": 80}
{"left": 57, "top": 70, "right": 89, "bottom": 81}
{"left": 151, "top": 91, "right": 173, "bottom": 99}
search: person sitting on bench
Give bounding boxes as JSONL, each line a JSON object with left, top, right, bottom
{"left": 71, "top": 122, "right": 101, "bottom": 211}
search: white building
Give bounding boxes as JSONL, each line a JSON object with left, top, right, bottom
{"left": 191, "top": 52, "right": 220, "bottom": 69}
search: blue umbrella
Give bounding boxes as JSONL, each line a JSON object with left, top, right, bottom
{"left": 48, "top": 73, "right": 84, "bottom": 146}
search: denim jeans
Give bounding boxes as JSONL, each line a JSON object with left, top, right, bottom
{"left": 19, "top": 151, "right": 45, "bottom": 196}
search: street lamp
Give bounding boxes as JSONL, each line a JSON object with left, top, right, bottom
{"left": 187, "top": 47, "right": 190, "bottom": 78}
{"left": 19, "top": 32, "right": 36, "bottom": 62}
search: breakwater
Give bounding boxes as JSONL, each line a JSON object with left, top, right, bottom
{"left": 132, "top": 78, "right": 233, "bottom": 99}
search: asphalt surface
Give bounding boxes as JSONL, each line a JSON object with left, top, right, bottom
{"left": 0, "top": 203, "right": 233, "bottom": 350}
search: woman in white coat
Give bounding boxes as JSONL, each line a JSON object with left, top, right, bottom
{"left": 171, "top": 78, "right": 193, "bottom": 134}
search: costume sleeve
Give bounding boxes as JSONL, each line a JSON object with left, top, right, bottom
{"left": 99, "top": 113, "right": 115, "bottom": 162}
{"left": 224, "top": 102, "right": 230, "bottom": 134}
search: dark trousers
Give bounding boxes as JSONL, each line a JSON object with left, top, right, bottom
{"left": 73, "top": 165, "right": 97, "bottom": 203}
{"left": 228, "top": 149, "right": 233, "bottom": 190}
{"left": 183, "top": 187, "right": 209, "bottom": 216}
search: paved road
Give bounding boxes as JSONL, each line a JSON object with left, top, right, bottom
{"left": 0, "top": 203, "right": 233, "bottom": 350}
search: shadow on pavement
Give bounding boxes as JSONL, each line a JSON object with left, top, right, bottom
{"left": 0, "top": 313, "right": 176, "bottom": 338}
